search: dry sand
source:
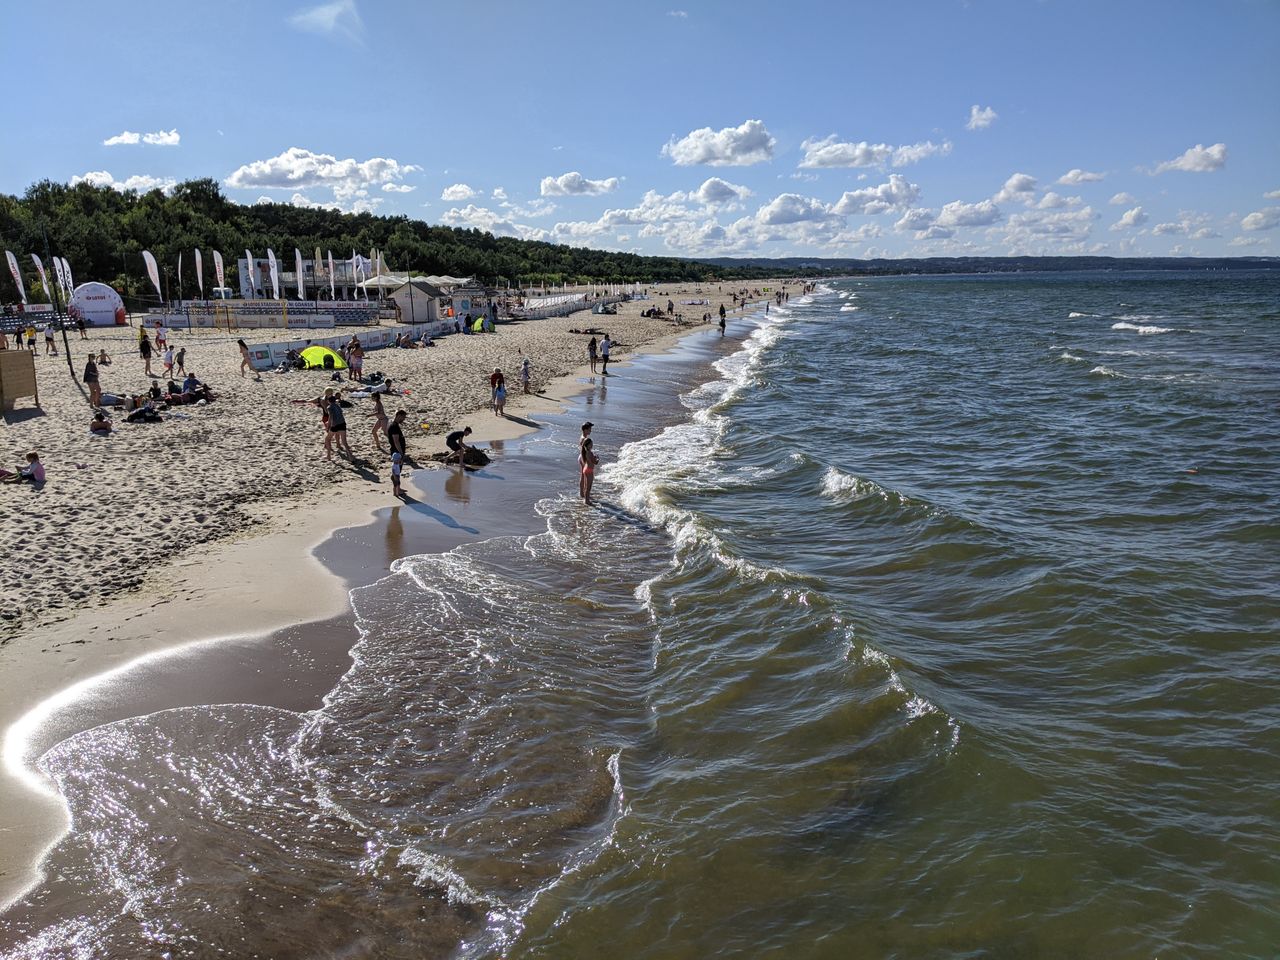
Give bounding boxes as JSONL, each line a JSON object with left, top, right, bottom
{"left": 0, "top": 281, "right": 778, "bottom": 638}
{"left": 0, "top": 279, "right": 793, "bottom": 906}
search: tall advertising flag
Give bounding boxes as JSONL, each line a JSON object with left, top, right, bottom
{"left": 5, "top": 251, "right": 26, "bottom": 304}
{"left": 60, "top": 258, "right": 74, "bottom": 295}
{"left": 327, "top": 250, "right": 335, "bottom": 300}
{"left": 266, "top": 248, "right": 280, "bottom": 300}
{"left": 142, "top": 250, "right": 163, "bottom": 300}
{"left": 51, "top": 256, "right": 68, "bottom": 301}
{"left": 177, "top": 252, "right": 183, "bottom": 297}
{"left": 244, "top": 249, "right": 256, "bottom": 298}
{"left": 31, "top": 254, "right": 50, "bottom": 302}
{"left": 213, "top": 250, "right": 225, "bottom": 291}
{"left": 195, "top": 249, "right": 204, "bottom": 298}
{"left": 314, "top": 246, "right": 322, "bottom": 293}
{"left": 294, "top": 248, "right": 305, "bottom": 300}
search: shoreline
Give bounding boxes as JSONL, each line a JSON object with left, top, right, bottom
{"left": 0, "top": 289, "right": 775, "bottom": 909}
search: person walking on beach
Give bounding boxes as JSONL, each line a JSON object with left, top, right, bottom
{"left": 520, "top": 357, "right": 531, "bottom": 394}
{"left": 489, "top": 367, "right": 504, "bottom": 411}
{"left": 175, "top": 346, "right": 186, "bottom": 376}
{"left": 82, "top": 354, "right": 101, "bottom": 407}
{"left": 600, "top": 334, "right": 611, "bottom": 376}
{"left": 140, "top": 332, "right": 155, "bottom": 376}
{"left": 237, "top": 338, "right": 252, "bottom": 377}
{"left": 25, "top": 325, "right": 37, "bottom": 352}
{"left": 387, "top": 409, "right": 408, "bottom": 459}
{"left": 326, "top": 390, "right": 353, "bottom": 460}
{"left": 43, "top": 324, "right": 57, "bottom": 355}
{"left": 587, "top": 336, "right": 598, "bottom": 374}
{"left": 578, "top": 421, "right": 598, "bottom": 505}
{"left": 76, "top": 314, "right": 87, "bottom": 340}
{"left": 370, "top": 391, "right": 390, "bottom": 451}
{"left": 162, "top": 345, "right": 175, "bottom": 379}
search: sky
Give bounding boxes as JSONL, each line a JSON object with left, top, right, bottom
{"left": 3, "top": 0, "right": 1278, "bottom": 261}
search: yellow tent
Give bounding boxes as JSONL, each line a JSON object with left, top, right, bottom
{"left": 301, "top": 345, "right": 347, "bottom": 370}
{"left": 471, "top": 317, "right": 484, "bottom": 332}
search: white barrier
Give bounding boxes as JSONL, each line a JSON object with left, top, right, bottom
{"left": 246, "top": 321, "right": 455, "bottom": 371}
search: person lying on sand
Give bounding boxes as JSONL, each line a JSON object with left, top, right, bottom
{"left": 0, "top": 451, "right": 45, "bottom": 485}
{"left": 89, "top": 412, "right": 113, "bottom": 436}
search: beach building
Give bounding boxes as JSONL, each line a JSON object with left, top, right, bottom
{"left": 386, "top": 280, "right": 445, "bottom": 324}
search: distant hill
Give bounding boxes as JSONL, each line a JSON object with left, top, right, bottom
{"left": 698, "top": 255, "right": 1280, "bottom": 275}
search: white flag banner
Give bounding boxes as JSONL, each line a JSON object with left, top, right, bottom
{"left": 195, "top": 248, "right": 204, "bottom": 298}
{"left": 142, "top": 250, "right": 163, "bottom": 300}
{"left": 5, "top": 250, "right": 26, "bottom": 304}
{"left": 294, "top": 248, "right": 305, "bottom": 300}
{"left": 177, "top": 251, "right": 183, "bottom": 297}
{"left": 213, "top": 250, "right": 225, "bottom": 290}
{"left": 31, "top": 254, "right": 50, "bottom": 301}
{"left": 244, "top": 249, "right": 256, "bottom": 297}
{"left": 327, "top": 250, "right": 335, "bottom": 299}
{"left": 60, "top": 257, "right": 74, "bottom": 295}
{"left": 266, "top": 248, "right": 280, "bottom": 300}
{"left": 51, "top": 255, "right": 68, "bottom": 301}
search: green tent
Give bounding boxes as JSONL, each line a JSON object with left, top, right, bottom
{"left": 301, "top": 345, "right": 347, "bottom": 370}
{"left": 471, "top": 317, "right": 485, "bottom": 333}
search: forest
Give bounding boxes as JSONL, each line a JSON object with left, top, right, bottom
{"left": 0, "top": 178, "right": 782, "bottom": 307}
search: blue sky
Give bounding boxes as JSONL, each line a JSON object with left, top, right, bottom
{"left": 3, "top": 0, "right": 1278, "bottom": 259}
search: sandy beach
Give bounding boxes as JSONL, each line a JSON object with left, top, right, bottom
{"left": 0, "top": 280, "right": 787, "bottom": 908}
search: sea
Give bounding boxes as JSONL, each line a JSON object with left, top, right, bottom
{"left": 2, "top": 270, "right": 1277, "bottom": 959}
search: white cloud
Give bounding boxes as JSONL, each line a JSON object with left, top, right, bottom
{"left": 1036, "top": 192, "right": 1081, "bottom": 209}
{"left": 440, "top": 204, "right": 545, "bottom": 240}
{"left": 1110, "top": 192, "right": 1137, "bottom": 205}
{"left": 1228, "top": 235, "right": 1269, "bottom": 248}
{"left": 694, "top": 177, "right": 753, "bottom": 205}
{"left": 1004, "top": 206, "right": 1098, "bottom": 240}
{"left": 799, "top": 136, "right": 950, "bottom": 169}
{"left": 667, "top": 9, "right": 688, "bottom": 16}
{"left": 936, "top": 199, "right": 1001, "bottom": 227}
{"left": 1057, "top": 168, "right": 1104, "bottom": 185}
{"left": 966, "top": 105, "right": 998, "bottom": 131}
{"left": 288, "top": 0, "right": 363, "bottom": 41}
{"left": 832, "top": 174, "right": 921, "bottom": 215}
{"left": 755, "top": 193, "right": 832, "bottom": 225}
{"left": 1111, "top": 206, "right": 1149, "bottom": 230}
{"left": 103, "top": 128, "right": 180, "bottom": 147}
{"left": 662, "top": 119, "right": 776, "bottom": 167}
{"left": 994, "top": 172, "right": 1037, "bottom": 205}
{"left": 507, "top": 199, "right": 557, "bottom": 219}
{"left": 225, "top": 147, "right": 419, "bottom": 206}
{"left": 382, "top": 183, "right": 415, "bottom": 193}
{"left": 539, "top": 171, "right": 620, "bottom": 196}
{"left": 491, "top": 187, "right": 508, "bottom": 201}
{"left": 894, "top": 208, "right": 938, "bottom": 233}
{"left": 69, "top": 170, "right": 176, "bottom": 193}
{"left": 1265, "top": 189, "right": 1280, "bottom": 200}
{"left": 1151, "top": 211, "right": 1219, "bottom": 239}
{"left": 1241, "top": 208, "right": 1280, "bottom": 232}
{"left": 1154, "top": 142, "right": 1227, "bottom": 174}
{"left": 441, "top": 183, "right": 478, "bottom": 201}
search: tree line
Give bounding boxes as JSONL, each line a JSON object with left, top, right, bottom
{"left": 0, "top": 178, "right": 787, "bottom": 307}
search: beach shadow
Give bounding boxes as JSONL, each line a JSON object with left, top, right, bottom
{"left": 501, "top": 413, "right": 540, "bottom": 429}
{"left": 339, "top": 457, "right": 380, "bottom": 482}
{"left": 398, "top": 495, "right": 479, "bottom": 534}
{"left": 1, "top": 407, "right": 46, "bottom": 425}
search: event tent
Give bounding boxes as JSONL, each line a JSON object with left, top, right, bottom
{"left": 301, "top": 345, "right": 347, "bottom": 370}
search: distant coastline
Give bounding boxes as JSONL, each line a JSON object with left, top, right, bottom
{"left": 698, "top": 254, "right": 1280, "bottom": 276}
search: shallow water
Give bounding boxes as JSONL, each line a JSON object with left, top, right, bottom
{"left": 3, "top": 273, "right": 1278, "bottom": 958}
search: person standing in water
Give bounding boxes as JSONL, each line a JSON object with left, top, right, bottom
{"left": 600, "top": 333, "right": 611, "bottom": 376}
{"left": 578, "top": 421, "right": 598, "bottom": 504}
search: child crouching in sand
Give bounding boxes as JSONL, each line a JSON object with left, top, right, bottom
{"left": 0, "top": 451, "right": 45, "bottom": 486}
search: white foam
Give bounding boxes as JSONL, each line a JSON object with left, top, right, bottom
{"left": 1112, "top": 321, "right": 1172, "bottom": 335}
{"left": 839, "top": 304, "right": 860, "bottom": 312}
{"left": 1089, "top": 365, "right": 1125, "bottom": 378}
{"left": 1058, "top": 351, "right": 1086, "bottom": 363}
{"left": 1067, "top": 311, "right": 1096, "bottom": 318}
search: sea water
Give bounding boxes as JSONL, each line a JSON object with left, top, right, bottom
{"left": 2, "top": 271, "right": 1277, "bottom": 958}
